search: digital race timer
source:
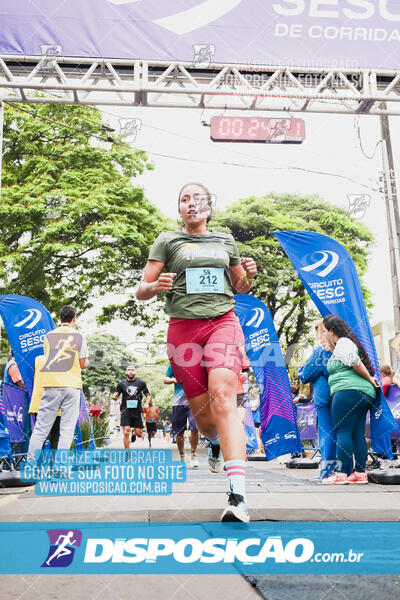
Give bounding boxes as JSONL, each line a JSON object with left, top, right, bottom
{"left": 210, "top": 117, "right": 305, "bottom": 143}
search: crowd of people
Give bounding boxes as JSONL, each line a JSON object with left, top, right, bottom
{"left": 8, "top": 181, "right": 399, "bottom": 522}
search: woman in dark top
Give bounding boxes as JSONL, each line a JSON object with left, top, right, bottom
{"left": 298, "top": 320, "right": 335, "bottom": 480}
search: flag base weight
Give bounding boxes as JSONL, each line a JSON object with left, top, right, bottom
{"left": 0, "top": 471, "right": 34, "bottom": 488}
{"left": 367, "top": 469, "right": 400, "bottom": 484}
{"left": 285, "top": 458, "right": 319, "bottom": 469}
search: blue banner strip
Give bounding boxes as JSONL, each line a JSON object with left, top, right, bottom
{"left": 1, "top": 522, "right": 400, "bottom": 574}
{"left": 234, "top": 294, "right": 302, "bottom": 459}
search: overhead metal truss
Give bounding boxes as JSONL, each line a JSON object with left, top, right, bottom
{"left": 1, "top": 54, "right": 400, "bottom": 115}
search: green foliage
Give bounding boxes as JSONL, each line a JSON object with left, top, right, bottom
{"left": 0, "top": 326, "right": 10, "bottom": 375}
{"left": 71, "top": 419, "right": 90, "bottom": 450}
{"left": 91, "top": 416, "right": 111, "bottom": 448}
{"left": 213, "top": 193, "right": 374, "bottom": 360}
{"left": 72, "top": 417, "right": 110, "bottom": 450}
{"left": 0, "top": 103, "right": 166, "bottom": 324}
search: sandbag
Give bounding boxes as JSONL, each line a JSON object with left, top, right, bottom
{"left": 0, "top": 471, "right": 34, "bottom": 488}
{"left": 285, "top": 457, "right": 319, "bottom": 469}
{"left": 367, "top": 469, "right": 400, "bottom": 485}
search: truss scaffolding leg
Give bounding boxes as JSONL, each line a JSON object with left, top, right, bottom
{"left": 380, "top": 107, "right": 400, "bottom": 333}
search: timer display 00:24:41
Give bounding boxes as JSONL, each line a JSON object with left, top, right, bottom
{"left": 210, "top": 116, "right": 305, "bottom": 143}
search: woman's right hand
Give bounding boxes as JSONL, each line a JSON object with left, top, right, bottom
{"left": 371, "top": 376, "right": 380, "bottom": 388}
{"left": 155, "top": 273, "right": 176, "bottom": 293}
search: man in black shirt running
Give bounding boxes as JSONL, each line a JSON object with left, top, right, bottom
{"left": 113, "top": 364, "right": 151, "bottom": 449}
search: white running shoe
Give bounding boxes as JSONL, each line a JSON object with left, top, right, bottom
{"left": 248, "top": 449, "right": 264, "bottom": 457}
{"left": 188, "top": 454, "right": 199, "bottom": 468}
{"left": 379, "top": 459, "right": 395, "bottom": 470}
{"left": 321, "top": 473, "right": 348, "bottom": 485}
{"left": 207, "top": 443, "right": 224, "bottom": 473}
{"left": 221, "top": 493, "right": 250, "bottom": 523}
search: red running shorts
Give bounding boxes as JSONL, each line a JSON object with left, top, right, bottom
{"left": 166, "top": 309, "right": 245, "bottom": 399}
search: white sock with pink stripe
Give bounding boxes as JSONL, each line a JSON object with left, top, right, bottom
{"left": 225, "top": 460, "right": 247, "bottom": 502}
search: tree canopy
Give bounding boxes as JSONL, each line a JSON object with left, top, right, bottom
{"left": 213, "top": 193, "right": 374, "bottom": 358}
{"left": 0, "top": 103, "right": 167, "bottom": 321}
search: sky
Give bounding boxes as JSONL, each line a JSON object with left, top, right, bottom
{"left": 80, "top": 103, "right": 400, "bottom": 348}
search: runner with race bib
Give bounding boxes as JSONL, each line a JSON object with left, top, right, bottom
{"left": 136, "top": 182, "right": 257, "bottom": 522}
{"left": 112, "top": 364, "right": 151, "bottom": 450}
{"left": 143, "top": 399, "right": 160, "bottom": 448}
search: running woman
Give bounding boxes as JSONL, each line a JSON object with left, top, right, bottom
{"left": 136, "top": 182, "right": 257, "bottom": 522}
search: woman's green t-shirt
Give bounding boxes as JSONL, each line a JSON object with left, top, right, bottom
{"left": 148, "top": 230, "right": 241, "bottom": 319}
{"left": 327, "top": 337, "right": 376, "bottom": 398}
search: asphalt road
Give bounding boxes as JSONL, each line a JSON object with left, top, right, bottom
{"left": 246, "top": 574, "right": 400, "bottom": 600}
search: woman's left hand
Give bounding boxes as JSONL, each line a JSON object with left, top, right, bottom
{"left": 371, "top": 377, "right": 380, "bottom": 388}
{"left": 241, "top": 257, "right": 257, "bottom": 279}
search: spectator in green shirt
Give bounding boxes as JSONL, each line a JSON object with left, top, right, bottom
{"left": 322, "top": 314, "right": 379, "bottom": 486}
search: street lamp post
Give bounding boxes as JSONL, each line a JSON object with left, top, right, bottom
{"left": 380, "top": 109, "right": 400, "bottom": 335}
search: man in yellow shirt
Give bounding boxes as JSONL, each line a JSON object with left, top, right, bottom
{"left": 27, "top": 305, "right": 89, "bottom": 461}
{"left": 29, "top": 354, "right": 61, "bottom": 449}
